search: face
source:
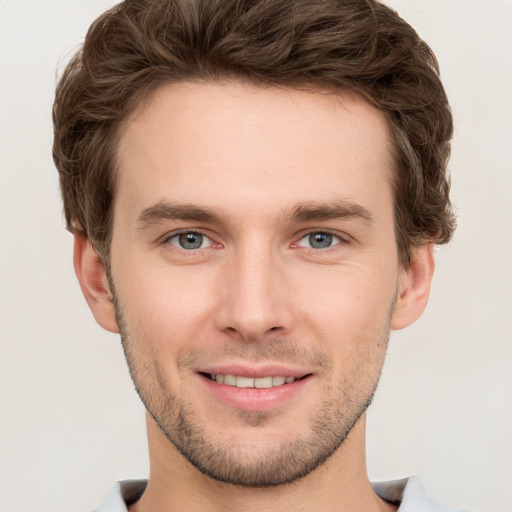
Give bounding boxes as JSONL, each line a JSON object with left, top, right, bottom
{"left": 106, "top": 82, "right": 407, "bottom": 486}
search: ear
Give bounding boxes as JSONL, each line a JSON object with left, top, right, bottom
{"left": 391, "top": 243, "right": 435, "bottom": 331}
{"left": 73, "top": 231, "right": 119, "bottom": 333}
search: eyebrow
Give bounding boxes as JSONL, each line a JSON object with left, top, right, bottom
{"left": 136, "top": 199, "right": 374, "bottom": 228}
{"left": 288, "top": 200, "right": 374, "bottom": 225}
{"left": 136, "top": 201, "right": 227, "bottom": 228}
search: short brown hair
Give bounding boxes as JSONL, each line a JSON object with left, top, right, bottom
{"left": 53, "top": 0, "right": 455, "bottom": 266}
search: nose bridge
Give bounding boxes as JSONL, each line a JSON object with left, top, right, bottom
{"left": 216, "top": 237, "right": 292, "bottom": 339}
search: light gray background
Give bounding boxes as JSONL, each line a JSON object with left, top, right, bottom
{"left": 1, "top": 1, "right": 511, "bottom": 511}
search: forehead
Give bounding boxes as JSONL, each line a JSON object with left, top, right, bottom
{"left": 115, "top": 81, "right": 393, "bottom": 223}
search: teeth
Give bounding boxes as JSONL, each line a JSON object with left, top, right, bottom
{"left": 236, "top": 376, "right": 254, "bottom": 388}
{"left": 255, "top": 377, "right": 273, "bottom": 388}
{"left": 272, "top": 376, "right": 286, "bottom": 386}
{"left": 224, "top": 374, "right": 236, "bottom": 386}
{"left": 212, "top": 374, "right": 297, "bottom": 388}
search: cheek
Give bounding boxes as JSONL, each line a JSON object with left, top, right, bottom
{"left": 117, "top": 262, "right": 218, "bottom": 341}
{"left": 295, "top": 266, "right": 397, "bottom": 347}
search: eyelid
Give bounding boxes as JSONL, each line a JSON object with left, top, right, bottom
{"left": 163, "top": 228, "right": 216, "bottom": 249}
{"left": 159, "top": 227, "right": 350, "bottom": 251}
{"left": 293, "top": 229, "right": 349, "bottom": 244}
{"left": 307, "top": 228, "right": 344, "bottom": 238}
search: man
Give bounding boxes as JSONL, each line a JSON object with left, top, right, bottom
{"left": 53, "top": 0, "right": 462, "bottom": 510}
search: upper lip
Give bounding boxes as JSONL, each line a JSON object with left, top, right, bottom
{"left": 197, "top": 363, "right": 311, "bottom": 379}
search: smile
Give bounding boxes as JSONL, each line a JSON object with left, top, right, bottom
{"left": 200, "top": 371, "right": 312, "bottom": 410}
{"left": 209, "top": 374, "right": 298, "bottom": 388}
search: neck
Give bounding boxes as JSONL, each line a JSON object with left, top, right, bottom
{"left": 130, "top": 413, "right": 397, "bottom": 512}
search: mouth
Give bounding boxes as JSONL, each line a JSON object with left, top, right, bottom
{"left": 197, "top": 368, "right": 313, "bottom": 411}
{"left": 200, "top": 372, "right": 311, "bottom": 389}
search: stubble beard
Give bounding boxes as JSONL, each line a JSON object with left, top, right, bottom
{"left": 161, "top": 378, "right": 378, "bottom": 487}
{"left": 110, "top": 286, "right": 391, "bottom": 488}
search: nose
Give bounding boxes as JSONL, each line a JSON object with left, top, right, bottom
{"left": 215, "top": 243, "right": 294, "bottom": 341}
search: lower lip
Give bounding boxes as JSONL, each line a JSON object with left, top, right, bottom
{"left": 199, "top": 374, "right": 311, "bottom": 411}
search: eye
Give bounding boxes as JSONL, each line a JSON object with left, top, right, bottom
{"left": 297, "top": 231, "right": 342, "bottom": 249}
{"left": 167, "top": 231, "right": 213, "bottom": 250}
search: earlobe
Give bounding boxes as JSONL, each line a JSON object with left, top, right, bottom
{"left": 73, "top": 231, "right": 119, "bottom": 333}
{"left": 391, "top": 243, "right": 435, "bottom": 331}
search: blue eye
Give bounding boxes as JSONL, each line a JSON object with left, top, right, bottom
{"left": 298, "top": 232, "right": 342, "bottom": 249}
{"left": 168, "top": 231, "right": 212, "bottom": 250}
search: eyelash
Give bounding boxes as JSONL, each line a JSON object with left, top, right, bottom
{"left": 293, "top": 229, "right": 349, "bottom": 252}
{"left": 163, "top": 229, "right": 216, "bottom": 250}
{"left": 162, "top": 229, "right": 350, "bottom": 253}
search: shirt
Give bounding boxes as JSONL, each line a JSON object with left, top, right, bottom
{"left": 93, "top": 476, "right": 470, "bottom": 511}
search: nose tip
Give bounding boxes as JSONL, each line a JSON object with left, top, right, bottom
{"left": 223, "top": 314, "right": 283, "bottom": 341}
{"left": 215, "top": 255, "right": 293, "bottom": 341}
{"left": 219, "top": 295, "right": 289, "bottom": 341}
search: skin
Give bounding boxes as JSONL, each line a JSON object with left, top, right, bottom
{"left": 74, "top": 82, "right": 435, "bottom": 512}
